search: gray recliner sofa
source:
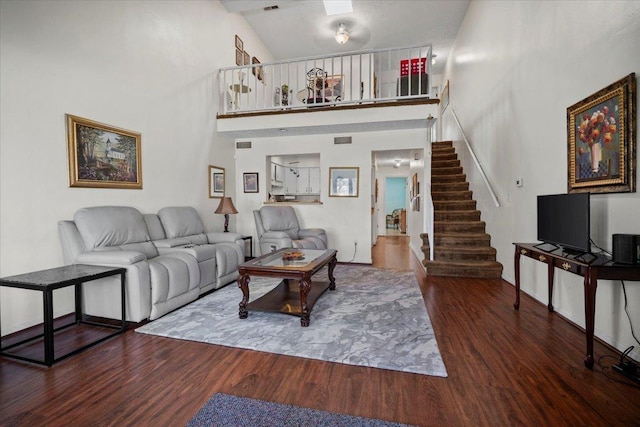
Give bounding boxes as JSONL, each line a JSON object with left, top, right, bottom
{"left": 149, "top": 206, "right": 244, "bottom": 293}
{"left": 58, "top": 206, "right": 244, "bottom": 322}
{"left": 253, "top": 205, "right": 327, "bottom": 255}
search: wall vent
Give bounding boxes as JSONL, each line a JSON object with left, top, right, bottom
{"left": 334, "top": 136, "right": 352, "bottom": 145}
{"left": 236, "top": 141, "right": 252, "bottom": 149}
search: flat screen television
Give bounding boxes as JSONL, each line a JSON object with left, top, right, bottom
{"left": 537, "top": 192, "right": 591, "bottom": 254}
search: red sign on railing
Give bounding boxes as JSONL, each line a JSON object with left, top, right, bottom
{"left": 400, "top": 58, "right": 427, "bottom": 76}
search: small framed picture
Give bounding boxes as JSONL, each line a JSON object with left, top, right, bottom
{"left": 235, "top": 49, "right": 242, "bottom": 66}
{"left": 208, "top": 165, "right": 225, "bottom": 198}
{"left": 329, "top": 167, "right": 359, "bottom": 197}
{"left": 235, "top": 35, "right": 243, "bottom": 51}
{"left": 243, "top": 51, "right": 250, "bottom": 66}
{"left": 243, "top": 172, "right": 259, "bottom": 193}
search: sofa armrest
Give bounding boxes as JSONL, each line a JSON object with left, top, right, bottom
{"left": 299, "top": 228, "right": 327, "bottom": 248}
{"left": 75, "top": 251, "right": 147, "bottom": 265}
{"left": 262, "top": 231, "right": 291, "bottom": 240}
{"left": 299, "top": 228, "right": 326, "bottom": 238}
{"left": 207, "top": 232, "right": 242, "bottom": 244}
{"left": 153, "top": 238, "right": 191, "bottom": 248}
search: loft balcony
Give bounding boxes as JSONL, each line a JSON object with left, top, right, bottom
{"left": 217, "top": 45, "right": 439, "bottom": 137}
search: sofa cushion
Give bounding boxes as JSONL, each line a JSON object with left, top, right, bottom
{"left": 158, "top": 207, "right": 208, "bottom": 244}
{"left": 74, "top": 206, "right": 158, "bottom": 259}
{"left": 143, "top": 214, "right": 167, "bottom": 241}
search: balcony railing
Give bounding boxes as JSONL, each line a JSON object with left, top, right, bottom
{"left": 219, "top": 45, "right": 434, "bottom": 115}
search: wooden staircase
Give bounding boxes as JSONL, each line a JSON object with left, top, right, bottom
{"left": 421, "top": 141, "right": 503, "bottom": 278}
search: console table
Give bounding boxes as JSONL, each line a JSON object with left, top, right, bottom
{"left": 0, "top": 264, "right": 126, "bottom": 366}
{"left": 513, "top": 243, "right": 640, "bottom": 369}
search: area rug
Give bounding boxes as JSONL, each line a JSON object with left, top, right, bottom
{"left": 186, "top": 393, "right": 416, "bottom": 427}
{"left": 137, "top": 264, "right": 447, "bottom": 377}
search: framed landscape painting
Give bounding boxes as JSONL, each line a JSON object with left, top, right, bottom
{"left": 567, "top": 73, "right": 636, "bottom": 194}
{"left": 66, "top": 114, "right": 142, "bottom": 189}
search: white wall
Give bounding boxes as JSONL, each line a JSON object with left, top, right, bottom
{"left": 442, "top": 1, "right": 640, "bottom": 359}
{"left": 233, "top": 129, "right": 429, "bottom": 263}
{"left": 0, "top": 0, "right": 272, "bottom": 334}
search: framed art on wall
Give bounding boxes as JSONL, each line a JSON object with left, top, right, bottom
{"left": 441, "top": 80, "right": 449, "bottom": 113}
{"left": 329, "top": 167, "right": 359, "bottom": 197}
{"left": 567, "top": 73, "right": 636, "bottom": 194}
{"left": 235, "top": 49, "right": 243, "bottom": 66}
{"left": 252, "top": 57, "right": 263, "bottom": 82}
{"left": 235, "top": 35, "right": 243, "bottom": 51}
{"left": 209, "top": 165, "right": 225, "bottom": 198}
{"left": 243, "top": 172, "right": 259, "bottom": 193}
{"left": 66, "top": 114, "right": 142, "bottom": 189}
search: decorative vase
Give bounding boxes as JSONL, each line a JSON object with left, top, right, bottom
{"left": 590, "top": 142, "right": 601, "bottom": 172}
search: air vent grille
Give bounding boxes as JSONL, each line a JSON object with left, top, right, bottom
{"left": 334, "top": 136, "right": 352, "bottom": 145}
{"left": 236, "top": 141, "right": 252, "bottom": 149}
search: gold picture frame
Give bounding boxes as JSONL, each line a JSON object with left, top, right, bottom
{"left": 329, "top": 167, "right": 359, "bottom": 197}
{"left": 66, "top": 114, "right": 142, "bottom": 189}
{"left": 209, "top": 165, "right": 225, "bottom": 198}
{"left": 567, "top": 73, "right": 636, "bottom": 194}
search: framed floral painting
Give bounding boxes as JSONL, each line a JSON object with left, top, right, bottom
{"left": 567, "top": 73, "right": 636, "bottom": 194}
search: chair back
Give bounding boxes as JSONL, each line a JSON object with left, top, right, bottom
{"left": 257, "top": 206, "right": 301, "bottom": 239}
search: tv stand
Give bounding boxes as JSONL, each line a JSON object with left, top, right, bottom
{"left": 513, "top": 243, "right": 640, "bottom": 369}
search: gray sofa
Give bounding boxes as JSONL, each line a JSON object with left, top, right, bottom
{"left": 58, "top": 206, "right": 244, "bottom": 322}
{"left": 253, "top": 205, "right": 327, "bottom": 255}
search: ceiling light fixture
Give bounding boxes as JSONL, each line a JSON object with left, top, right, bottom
{"left": 431, "top": 54, "right": 438, "bottom": 66}
{"left": 335, "top": 22, "right": 350, "bottom": 44}
{"left": 394, "top": 159, "right": 401, "bottom": 168}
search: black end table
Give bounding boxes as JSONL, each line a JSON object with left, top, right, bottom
{"left": 0, "top": 264, "right": 126, "bottom": 367}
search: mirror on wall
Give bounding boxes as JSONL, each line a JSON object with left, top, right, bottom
{"left": 208, "top": 165, "right": 225, "bottom": 198}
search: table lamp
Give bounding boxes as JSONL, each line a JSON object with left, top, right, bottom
{"left": 214, "top": 197, "right": 238, "bottom": 232}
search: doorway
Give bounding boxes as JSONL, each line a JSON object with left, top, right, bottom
{"left": 384, "top": 177, "right": 406, "bottom": 236}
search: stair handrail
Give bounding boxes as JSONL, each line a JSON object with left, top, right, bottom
{"left": 450, "top": 108, "right": 500, "bottom": 207}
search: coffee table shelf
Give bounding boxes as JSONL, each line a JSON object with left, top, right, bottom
{"left": 247, "top": 278, "right": 332, "bottom": 316}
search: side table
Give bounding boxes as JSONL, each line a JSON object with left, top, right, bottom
{"left": 241, "top": 235, "right": 254, "bottom": 260}
{"left": 0, "top": 264, "right": 126, "bottom": 367}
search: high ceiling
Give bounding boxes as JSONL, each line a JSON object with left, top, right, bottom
{"left": 220, "top": 0, "right": 469, "bottom": 167}
{"left": 220, "top": 0, "right": 470, "bottom": 75}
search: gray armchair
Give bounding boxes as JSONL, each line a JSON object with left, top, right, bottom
{"left": 253, "top": 206, "right": 327, "bottom": 255}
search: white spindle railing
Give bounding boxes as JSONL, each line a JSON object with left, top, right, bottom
{"left": 219, "top": 45, "right": 434, "bottom": 114}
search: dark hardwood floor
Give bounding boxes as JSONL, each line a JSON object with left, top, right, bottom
{"left": 2, "top": 236, "right": 639, "bottom": 426}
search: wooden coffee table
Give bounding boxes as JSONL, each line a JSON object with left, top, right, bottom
{"left": 237, "top": 248, "right": 337, "bottom": 327}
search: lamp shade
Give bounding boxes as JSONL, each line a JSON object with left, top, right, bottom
{"left": 214, "top": 197, "right": 238, "bottom": 215}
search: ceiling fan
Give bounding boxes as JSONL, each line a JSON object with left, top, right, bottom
{"left": 312, "top": 19, "right": 371, "bottom": 51}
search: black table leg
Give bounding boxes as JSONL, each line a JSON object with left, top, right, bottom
{"left": 43, "top": 289, "right": 54, "bottom": 367}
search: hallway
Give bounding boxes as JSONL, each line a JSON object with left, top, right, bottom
{"left": 372, "top": 234, "right": 412, "bottom": 271}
